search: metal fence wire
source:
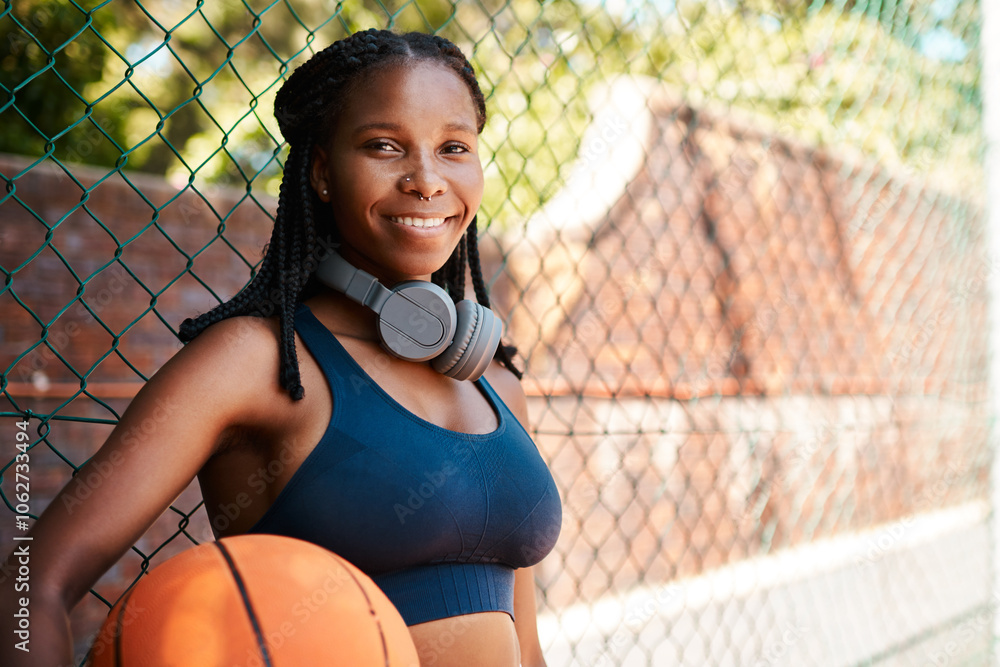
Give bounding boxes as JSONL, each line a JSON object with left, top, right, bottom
{"left": 0, "top": 1, "right": 991, "bottom": 665}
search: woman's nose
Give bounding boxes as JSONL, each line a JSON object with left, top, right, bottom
{"left": 401, "top": 152, "right": 446, "bottom": 200}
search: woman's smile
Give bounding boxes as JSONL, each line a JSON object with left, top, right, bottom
{"left": 390, "top": 216, "right": 447, "bottom": 228}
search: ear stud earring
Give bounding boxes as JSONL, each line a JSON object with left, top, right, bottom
{"left": 322, "top": 188, "right": 328, "bottom": 196}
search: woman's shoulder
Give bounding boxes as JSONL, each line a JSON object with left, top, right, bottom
{"left": 483, "top": 361, "right": 529, "bottom": 426}
{"left": 149, "top": 314, "right": 288, "bottom": 428}
{"left": 185, "top": 312, "right": 282, "bottom": 355}
{"left": 172, "top": 315, "right": 281, "bottom": 383}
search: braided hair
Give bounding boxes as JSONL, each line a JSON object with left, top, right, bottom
{"left": 178, "top": 29, "right": 521, "bottom": 400}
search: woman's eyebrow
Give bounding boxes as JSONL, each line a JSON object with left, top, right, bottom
{"left": 351, "top": 120, "right": 477, "bottom": 136}
{"left": 442, "top": 120, "right": 477, "bottom": 135}
{"left": 353, "top": 121, "right": 402, "bottom": 136}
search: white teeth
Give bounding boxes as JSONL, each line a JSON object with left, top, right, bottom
{"left": 390, "top": 216, "right": 447, "bottom": 229}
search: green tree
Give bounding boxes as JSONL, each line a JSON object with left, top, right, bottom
{"left": 1, "top": 0, "right": 984, "bottom": 227}
{"left": 0, "top": 0, "right": 133, "bottom": 167}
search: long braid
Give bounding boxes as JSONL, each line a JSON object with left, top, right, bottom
{"left": 431, "top": 264, "right": 448, "bottom": 294}
{"left": 466, "top": 217, "right": 523, "bottom": 379}
{"left": 433, "top": 234, "right": 465, "bottom": 300}
{"left": 275, "top": 149, "right": 319, "bottom": 399}
{"left": 453, "top": 233, "right": 467, "bottom": 299}
{"left": 179, "top": 29, "right": 519, "bottom": 398}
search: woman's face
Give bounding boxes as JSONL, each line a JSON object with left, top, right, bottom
{"left": 310, "top": 60, "right": 485, "bottom": 285}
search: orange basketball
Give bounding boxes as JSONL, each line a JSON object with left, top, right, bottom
{"left": 87, "top": 534, "right": 418, "bottom": 667}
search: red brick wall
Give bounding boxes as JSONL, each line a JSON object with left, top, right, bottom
{"left": 1, "top": 154, "right": 276, "bottom": 391}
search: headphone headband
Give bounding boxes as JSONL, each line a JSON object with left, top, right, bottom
{"left": 313, "top": 251, "right": 503, "bottom": 381}
{"left": 313, "top": 251, "right": 393, "bottom": 312}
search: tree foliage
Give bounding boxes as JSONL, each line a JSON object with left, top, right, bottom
{"left": 0, "top": 0, "right": 983, "bottom": 230}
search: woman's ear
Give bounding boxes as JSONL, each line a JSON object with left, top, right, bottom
{"left": 309, "top": 146, "right": 331, "bottom": 202}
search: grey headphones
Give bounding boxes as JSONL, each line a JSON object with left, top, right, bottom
{"left": 314, "top": 251, "right": 503, "bottom": 382}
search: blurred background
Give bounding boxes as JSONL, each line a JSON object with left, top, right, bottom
{"left": 0, "top": 0, "right": 993, "bottom": 664}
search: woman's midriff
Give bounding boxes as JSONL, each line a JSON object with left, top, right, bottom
{"left": 407, "top": 611, "right": 520, "bottom": 667}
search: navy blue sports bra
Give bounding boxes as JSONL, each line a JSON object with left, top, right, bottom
{"left": 247, "top": 302, "right": 562, "bottom": 626}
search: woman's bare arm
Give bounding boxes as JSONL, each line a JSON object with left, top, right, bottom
{"left": 0, "top": 316, "right": 283, "bottom": 666}
{"left": 485, "top": 363, "right": 551, "bottom": 667}
{"left": 513, "top": 565, "right": 549, "bottom": 667}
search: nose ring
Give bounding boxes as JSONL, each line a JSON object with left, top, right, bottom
{"left": 405, "top": 177, "right": 431, "bottom": 201}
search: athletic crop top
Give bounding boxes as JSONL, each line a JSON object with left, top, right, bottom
{"left": 246, "top": 302, "right": 562, "bottom": 626}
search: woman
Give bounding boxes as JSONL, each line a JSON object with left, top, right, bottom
{"left": 0, "top": 29, "right": 561, "bottom": 667}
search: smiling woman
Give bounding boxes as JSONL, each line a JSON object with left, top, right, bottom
{"left": 0, "top": 29, "right": 560, "bottom": 667}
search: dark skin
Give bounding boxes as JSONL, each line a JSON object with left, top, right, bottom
{"left": 0, "top": 61, "right": 549, "bottom": 667}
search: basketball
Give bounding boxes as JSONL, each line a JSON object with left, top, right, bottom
{"left": 86, "top": 534, "right": 419, "bottom": 667}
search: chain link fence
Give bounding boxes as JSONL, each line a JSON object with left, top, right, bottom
{"left": 0, "top": 1, "right": 991, "bottom": 665}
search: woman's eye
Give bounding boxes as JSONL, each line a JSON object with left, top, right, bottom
{"left": 367, "top": 141, "right": 395, "bottom": 152}
{"left": 443, "top": 143, "right": 470, "bottom": 154}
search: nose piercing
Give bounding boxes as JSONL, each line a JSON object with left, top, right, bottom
{"left": 405, "top": 177, "right": 431, "bottom": 201}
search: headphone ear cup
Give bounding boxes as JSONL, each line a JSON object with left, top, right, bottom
{"left": 377, "top": 282, "right": 457, "bottom": 362}
{"left": 431, "top": 300, "right": 503, "bottom": 381}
